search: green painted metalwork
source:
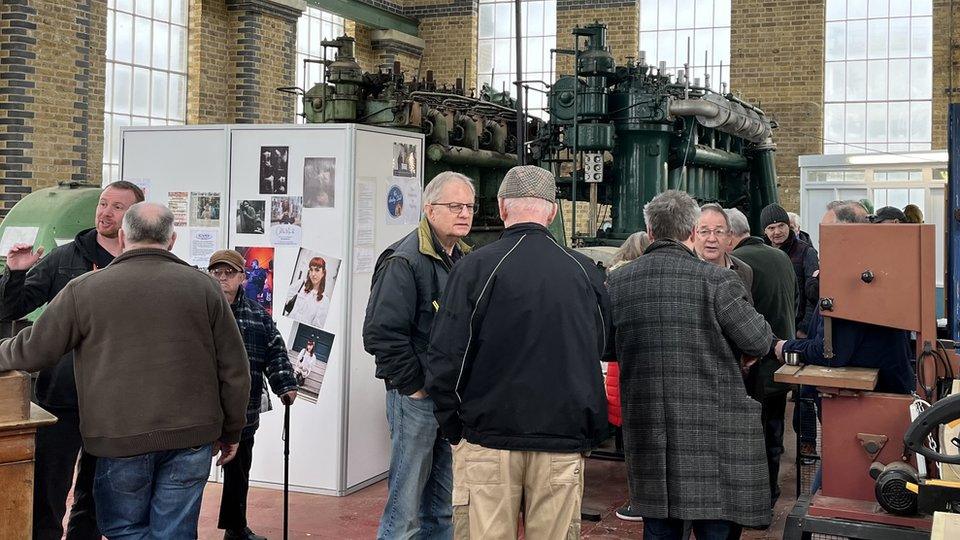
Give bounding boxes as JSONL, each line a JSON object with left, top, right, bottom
{"left": 305, "top": 0, "right": 419, "bottom": 37}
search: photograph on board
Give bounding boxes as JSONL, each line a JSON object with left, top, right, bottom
{"left": 282, "top": 248, "right": 340, "bottom": 329}
{"left": 189, "top": 192, "right": 221, "bottom": 227}
{"left": 236, "top": 246, "right": 274, "bottom": 315}
{"left": 303, "top": 157, "right": 336, "bottom": 208}
{"left": 287, "top": 323, "right": 334, "bottom": 404}
{"left": 259, "top": 146, "right": 289, "bottom": 194}
{"left": 236, "top": 200, "right": 265, "bottom": 234}
{"left": 392, "top": 142, "right": 417, "bottom": 177}
{"left": 270, "top": 196, "right": 302, "bottom": 246}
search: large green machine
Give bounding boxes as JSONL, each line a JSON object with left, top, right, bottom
{"left": 287, "top": 23, "right": 779, "bottom": 247}
{"left": 536, "top": 22, "right": 779, "bottom": 245}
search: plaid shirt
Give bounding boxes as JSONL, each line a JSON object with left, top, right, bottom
{"left": 231, "top": 291, "right": 298, "bottom": 440}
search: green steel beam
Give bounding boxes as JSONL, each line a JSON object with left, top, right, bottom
{"left": 307, "top": 0, "right": 419, "bottom": 37}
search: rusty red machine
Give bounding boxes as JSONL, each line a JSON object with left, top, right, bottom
{"left": 780, "top": 223, "right": 960, "bottom": 539}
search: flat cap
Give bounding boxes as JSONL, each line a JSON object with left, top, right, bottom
{"left": 497, "top": 165, "right": 556, "bottom": 202}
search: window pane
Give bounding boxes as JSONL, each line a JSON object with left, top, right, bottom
{"left": 826, "top": 22, "right": 846, "bottom": 60}
{"left": 640, "top": 0, "right": 658, "bottom": 30}
{"left": 113, "top": 64, "right": 132, "bottom": 114}
{"left": 527, "top": 2, "right": 544, "bottom": 36}
{"left": 153, "top": 0, "right": 169, "bottom": 20}
{"left": 151, "top": 70, "right": 168, "bottom": 118}
{"left": 152, "top": 21, "right": 169, "bottom": 70}
{"left": 846, "top": 102, "right": 866, "bottom": 142}
{"left": 869, "top": 0, "right": 888, "bottom": 17}
{"left": 826, "top": 0, "right": 846, "bottom": 20}
{"left": 494, "top": 4, "right": 512, "bottom": 38}
{"left": 825, "top": 62, "right": 845, "bottom": 101}
{"left": 494, "top": 39, "right": 511, "bottom": 74}
{"left": 888, "top": 58, "right": 910, "bottom": 99}
{"left": 866, "top": 102, "right": 887, "bottom": 141}
{"left": 677, "top": 1, "right": 694, "bottom": 28}
{"left": 849, "top": 0, "right": 868, "bottom": 18}
{"left": 659, "top": 0, "right": 676, "bottom": 28}
{"left": 134, "top": 16, "right": 151, "bottom": 65}
{"left": 478, "top": 40, "right": 493, "bottom": 74}
{"left": 658, "top": 31, "right": 676, "bottom": 68}
{"left": 910, "top": 58, "right": 931, "bottom": 99}
{"left": 867, "top": 59, "right": 887, "bottom": 100}
{"left": 912, "top": 0, "right": 932, "bottom": 17}
{"left": 526, "top": 37, "right": 543, "bottom": 72}
{"left": 847, "top": 19, "right": 867, "bottom": 59}
{"left": 847, "top": 60, "right": 867, "bottom": 100}
{"left": 889, "top": 102, "right": 910, "bottom": 141}
{"left": 132, "top": 66, "right": 150, "bottom": 116}
{"left": 890, "top": 0, "right": 911, "bottom": 17}
{"left": 170, "top": 0, "right": 186, "bottom": 25}
{"left": 889, "top": 18, "right": 910, "bottom": 57}
{"left": 169, "top": 73, "right": 186, "bottom": 121}
{"left": 169, "top": 25, "right": 185, "bottom": 72}
{"left": 715, "top": 0, "right": 730, "bottom": 26}
{"left": 640, "top": 31, "right": 658, "bottom": 61}
{"left": 910, "top": 101, "right": 931, "bottom": 141}
{"left": 695, "top": 0, "right": 713, "bottom": 27}
{"left": 114, "top": 12, "right": 133, "bottom": 63}
{"left": 135, "top": 0, "right": 151, "bottom": 17}
{"left": 825, "top": 103, "right": 845, "bottom": 141}
{"left": 867, "top": 18, "right": 887, "bottom": 59}
{"left": 713, "top": 27, "right": 729, "bottom": 67}
{"left": 911, "top": 17, "right": 931, "bottom": 57}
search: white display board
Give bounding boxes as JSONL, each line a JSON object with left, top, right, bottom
{"left": 119, "top": 124, "right": 423, "bottom": 495}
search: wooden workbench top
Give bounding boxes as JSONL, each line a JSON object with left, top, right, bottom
{"left": 773, "top": 364, "right": 879, "bottom": 391}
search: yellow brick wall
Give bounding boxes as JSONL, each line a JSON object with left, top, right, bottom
{"left": 932, "top": 0, "right": 959, "bottom": 150}
{"left": 419, "top": 15, "right": 478, "bottom": 90}
{"left": 187, "top": 0, "right": 230, "bottom": 124}
{"left": 555, "top": 6, "right": 638, "bottom": 75}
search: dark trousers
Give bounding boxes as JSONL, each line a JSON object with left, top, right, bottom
{"left": 218, "top": 437, "right": 256, "bottom": 531}
{"left": 642, "top": 517, "right": 743, "bottom": 540}
{"left": 33, "top": 406, "right": 100, "bottom": 540}
{"left": 792, "top": 386, "right": 821, "bottom": 445}
{"left": 761, "top": 392, "right": 788, "bottom": 504}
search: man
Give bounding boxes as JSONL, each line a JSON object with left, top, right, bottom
{"left": 728, "top": 208, "right": 797, "bottom": 504}
{"left": 761, "top": 203, "right": 818, "bottom": 337}
{"left": 363, "top": 171, "right": 475, "bottom": 539}
{"left": 0, "top": 180, "right": 143, "bottom": 540}
{"left": 873, "top": 206, "right": 907, "bottom": 223}
{"left": 694, "top": 203, "right": 753, "bottom": 301}
{"left": 425, "top": 166, "right": 609, "bottom": 539}
{"left": 787, "top": 211, "right": 812, "bottom": 244}
{"left": 208, "top": 249, "right": 299, "bottom": 540}
{"left": 0, "top": 202, "right": 250, "bottom": 538}
{"left": 608, "top": 191, "right": 774, "bottom": 539}
{"left": 821, "top": 200, "right": 869, "bottom": 226}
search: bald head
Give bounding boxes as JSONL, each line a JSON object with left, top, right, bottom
{"left": 120, "top": 202, "right": 177, "bottom": 251}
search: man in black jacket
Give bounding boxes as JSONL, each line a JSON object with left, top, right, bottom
{"left": 0, "top": 180, "right": 143, "bottom": 540}
{"left": 363, "top": 171, "right": 474, "bottom": 540}
{"left": 425, "top": 166, "right": 610, "bottom": 539}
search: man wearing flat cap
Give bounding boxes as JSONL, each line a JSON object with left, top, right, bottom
{"left": 425, "top": 165, "right": 611, "bottom": 539}
{"left": 208, "top": 249, "right": 298, "bottom": 540}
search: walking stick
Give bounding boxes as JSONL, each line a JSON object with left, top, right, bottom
{"left": 281, "top": 395, "right": 293, "bottom": 540}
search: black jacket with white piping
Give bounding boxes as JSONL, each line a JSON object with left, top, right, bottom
{"left": 425, "top": 222, "right": 611, "bottom": 452}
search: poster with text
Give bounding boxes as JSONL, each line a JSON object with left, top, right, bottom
{"left": 189, "top": 192, "right": 221, "bottom": 228}
{"left": 288, "top": 323, "right": 334, "bottom": 404}
{"left": 385, "top": 177, "right": 422, "bottom": 225}
{"left": 236, "top": 200, "right": 266, "bottom": 234}
{"left": 303, "top": 157, "right": 335, "bottom": 208}
{"left": 270, "top": 196, "right": 302, "bottom": 246}
{"left": 188, "top": 228, "right": 220, "bottom": 267}
{"left": 236, "top": 246, "right": 274, "bottom": 315}
{"left": 168, "top": 191, "right": 189, "bottom": 227}
{"left": 259, "top": 146, "right": 289, "bottom": 194}
{"left": 281, "top": 248, "right": 341, "bottom": 329}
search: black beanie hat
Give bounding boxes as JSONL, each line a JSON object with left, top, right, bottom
{"left": 760, "top": 204, "right": 790, "bottom": 230}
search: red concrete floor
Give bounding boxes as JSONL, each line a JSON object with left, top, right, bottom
{"left": 195, "top": 403, "right": 800, "bottom": 539}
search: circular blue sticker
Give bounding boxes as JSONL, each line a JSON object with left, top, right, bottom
{"left": 387, "top": 185, "right": 404, "bottom": 218}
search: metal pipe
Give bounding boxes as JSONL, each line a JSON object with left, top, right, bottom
{"left": 426, "top": 144, "right": 518, "bottom": 168}
{"left": 681, "top": 145, "right": 749, "bottom": 170}
{"left": 669, "top": 97, "right": 772, "bottom": 143}
{"left": 514, "top": 0, "right": 524, "bottom": 162}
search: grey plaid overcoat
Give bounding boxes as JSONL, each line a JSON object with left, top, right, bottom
{"left": 607, "top": 240, "right": 774, "bottom": 527}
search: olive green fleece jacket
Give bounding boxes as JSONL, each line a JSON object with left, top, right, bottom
{"left": 0, "top": 248, "right": 251, "bottom": 458}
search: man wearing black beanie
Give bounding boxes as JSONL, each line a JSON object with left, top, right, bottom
{"left": 760, "top": 203, "right": 819, "bottom": 337}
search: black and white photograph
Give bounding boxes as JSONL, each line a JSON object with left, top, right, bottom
{"left": 303, "top": 157, "right": 336, "bottom": 208}
{"left": 189, "top": 191, "right": 221, "bottom": 227}
{"left": 282, "top": 248, "right": 341, "bottom": 329}
{"left": 259, "top": 146, "right": 289, "bottom": 194}
{"left": 392, "top": 142, "right": 417, "bottom": 177}
{"left": 287, "top": 323, "right": 334, "bottom": 404}
{"left": 236, "top": 200, "right": 265, "bottom": 234}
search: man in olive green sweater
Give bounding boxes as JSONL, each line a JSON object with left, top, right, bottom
{"left": 0, "top": 202, "right": 250, "bottom": 539}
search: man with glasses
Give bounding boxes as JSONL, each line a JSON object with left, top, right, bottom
{"left": 693, "top": 203, "right": 753, "bottom": 303}
{"left": 207, "top": 249, "right": 298, "bottom": 540}
{"left": 363, "top": 171, "right": 475, "bottom": 539}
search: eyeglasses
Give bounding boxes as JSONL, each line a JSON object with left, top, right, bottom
{"left": 210, "top": 268, "right": 241, "bottom": 278}
{"left": 430, "top": 202, "right": 478, "bottom": 214}
{"left": 696, "top": 228, "right": 729, "bottom": 238}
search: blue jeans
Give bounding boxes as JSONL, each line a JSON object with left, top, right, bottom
{"left": 94, "top": 444, "right": 213, "bottom": 539}
{"left": 378, "top": 389, "right": 453, "bottom": 540}
{"left": 642, "top": 518, "right": 742, "bottom": 540}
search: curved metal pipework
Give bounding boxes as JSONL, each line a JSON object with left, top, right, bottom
{"left": 426, "top": 144, "right": 518, "bottom": 168}
{"left": 669, "top": 96, "right": 772, "bottom": 143}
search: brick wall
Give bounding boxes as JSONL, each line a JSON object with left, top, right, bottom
{"left": 0, "top": 0, "right": 106, "bottom": 217}
{"left": 188, "top": 0, "right": 231, "bottom": 123}
{"left": 345, "top": 20, "right": 378, "bottom": 72}
{"left": 932, "top": 0, "right": 960, "bottom": 150}
{"left": 730, "top": 0, "right": 825, "bottom": 213}
{"left": 410, "top": 0, "right": 477, "bottom": 89}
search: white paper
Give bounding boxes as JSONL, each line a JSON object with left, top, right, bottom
{"left": 385, "top": 176, "right": 421, "bottom": 226}
{"left": 270, "top": 224, "right": 302, "bottom": 246}
{"left": 355, "top": 179, "right": 375, "bottom": 245}
{"left": 168, "top": 191, "right": 189, "bottom": 227}
{"left": 189, "top": 192, "right": 221, "bottom": 228}
{"left": 353, "top": 246, "right": 375, "bottom": 274}
{"left": 0, "top": 226, "right": 39, "bottom": 255}
{"left": 188, "top": 228, "right": 220, "bottom": 267}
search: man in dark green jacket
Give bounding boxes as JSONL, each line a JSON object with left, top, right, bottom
{"left": 728, "top": 208, "right": 797, "bottom": 504}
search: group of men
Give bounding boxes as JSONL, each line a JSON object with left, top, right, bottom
{"left": 0, "top": 181, "right": 296, "bottom": 539}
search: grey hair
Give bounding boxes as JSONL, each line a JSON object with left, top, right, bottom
{"left": 643, "top": 190, "right": 700, "bottom": 242}
{"left": 699, "top": 203, "right": 729, "bottom": 227}
{"left": 835, "top": 205, "right": 868, "bottom": 224}
{"left": 502, "top": 196, "right": 555, "bottom": 217}
{"left": 422, "top": 171, "right": 475, "bottom": 205}
{"left": 122, "top": 202, "right": 175, "bottom": 245}
{"left": 726, "top": 208, "right": 751, "bottom": 237}
{"left": 610, "top": 231, "right": 651, "bottom": 268}
{"left": 787, "top": 211, "right": 800, "bottom": 226}
{"left": 826, "top": 200, "right": 847, "bottom": 211}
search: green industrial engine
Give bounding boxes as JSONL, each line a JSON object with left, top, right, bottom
{"left": 286, "top": 22, "right": 779, "bottom": 247}
{"left": 535, "top": 22, "right": 779, "bottom": 245}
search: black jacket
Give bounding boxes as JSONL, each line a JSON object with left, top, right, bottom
{"left": 363, "top": 218, "right": 471, "bottom": 395}
{"left": 765, "top": 231, "right": 819, "bottom": 334}
{"left": 0, "top": 228, "right": 103, "bottom": 408}
{"left": 425, "top": 223, "right": 611, "bottom": 452}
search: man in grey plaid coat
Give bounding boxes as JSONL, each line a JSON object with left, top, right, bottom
{"left": 607, "top": 191, "right": 775, "bottom": 539}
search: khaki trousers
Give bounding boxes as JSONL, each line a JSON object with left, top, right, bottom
{"left": 451, "top": 441, "right": 584, "bottom": 540}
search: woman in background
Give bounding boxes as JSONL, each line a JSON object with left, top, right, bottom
{"left": 295, "top": 340, "right": 317, "bottom": 386}
{"left": 283, "top": 257, "right": 331, "bottom": 328}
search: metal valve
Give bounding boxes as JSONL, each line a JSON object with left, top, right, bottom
{"left": 861, "top": 270, "right": 875, "bottom": 283}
